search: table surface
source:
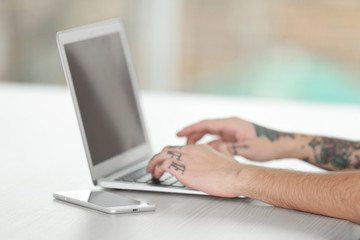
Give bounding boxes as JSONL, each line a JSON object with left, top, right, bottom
{"left": 1, "top": 83, "right": 360, "bottom": 240}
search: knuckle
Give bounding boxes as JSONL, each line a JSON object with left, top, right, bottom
{"left": 161, "top": 145, "right": 171, "bottom": 154}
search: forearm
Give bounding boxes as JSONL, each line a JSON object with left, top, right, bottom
{"left": 252, "top": 124, "right": 360, "bottom": 170}
{"left": 238, "top": 166, "right": 360, "bottom": 224}
{"left": 275, "top": 134, "right": 360, "bottom": 171}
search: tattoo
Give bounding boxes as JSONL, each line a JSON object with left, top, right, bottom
{"left": 157, "top": 161, "right": 163, "bottom": 167}
{"left": 168, "top": 146, "right": 183, "bottom": 150}
{"left": 354, "top": 155, "right": 360, "bottom": 169}
{"left": 309, "top": 137, "right": 360, "bottom": 169}
{"left": 231, "top": 143, "right": 249, "bottom": 155}
{"left": 167, "top": 146, "right": 185, "bottom": 174}
{"left": 167, "top": 150, "right": 182, "bottom": 161}
{"left": 253, "top": 124, "right": 294, "bottom": 142}
{"left": 168, "top": 161, "right": 185, "bottom": 174}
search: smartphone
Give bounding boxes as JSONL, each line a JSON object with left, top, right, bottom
{"left": 53, "top": 189, "right": 156, "bottom": 214}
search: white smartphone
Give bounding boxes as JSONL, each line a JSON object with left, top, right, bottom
{"left": 53, "top": 189, "right": 156, "bottom": 214}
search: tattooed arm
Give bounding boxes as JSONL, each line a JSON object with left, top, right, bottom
{"left": 147, "top": 144, "right": 360, "bottom": 224}
{"left": 147, "top": 117, "right": 360, "bottom": 223}
{"left": 305, "top": 137, "right": 360, "bottom": 170}
{"left": 177, "top": 117, "right": 360, "bottom": 171}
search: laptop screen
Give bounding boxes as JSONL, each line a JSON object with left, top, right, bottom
{"left": 64, "top": 33, "right": 145, "bottom": 166}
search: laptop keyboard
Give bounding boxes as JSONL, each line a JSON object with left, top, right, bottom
{"left": 115, "top": 167, "right": 185, "bottom": 188}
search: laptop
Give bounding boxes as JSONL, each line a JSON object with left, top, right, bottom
{"left": 56, "top": 19, "right": 205, "bottom": 196}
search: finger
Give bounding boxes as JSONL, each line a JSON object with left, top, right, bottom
{"left": 177, "top": 120, "right": 224, "bottom": 138}
{"left": 147, "top": 145, "right": 185, "bottom": 174}
{"left": 153, "top": 145, "right": 187, "bottom": 178}
{"left": 153, "top": 158, "right": 173, "bottom": 179}
{"left": 187, "top": 132, "right": 206, "bottom": 144}
{"left": 146, "top": 147, "right": 170, "bottom": 173}
{"left": 155, "top": 158, "right": 187, "bottom": 180}
{"left": 146, "top": 154, "right": 156, "bottom": 173}
{"left": 154, "top": 157, "right": 187, "bottom": 179}
{"left": 149, "top": 153, "right": 158, "bottom": 162}
{"left": 146, "top": 154, "right": 161, "bottom": 174}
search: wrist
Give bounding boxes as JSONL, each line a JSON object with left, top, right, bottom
{"left": 236, "top": 166, "right": 296, "bottom": 203}
{"left": 276, "top": 134, "right": 312, "bottom": 160}
{"left": 234, "top": 165, "right": 263, "bottom": 198}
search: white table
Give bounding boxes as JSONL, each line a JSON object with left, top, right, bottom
{"left": 1, "top": 83, "right": 359, "bottom": 240}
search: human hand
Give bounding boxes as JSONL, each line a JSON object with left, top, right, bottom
{"left": 146, "top": 144, "right": 247, "bottom": 197}
{"left": 177, "top": 117, "right": 295, "bottom": 162}
{"left": 177, "top": 117, "right": 255, "bottom": 145}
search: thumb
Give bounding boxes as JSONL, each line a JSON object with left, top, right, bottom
{"left": 217, "top": 142, "right": 233, "bottom": 155}
{"left": 207, "top": 139, "right": 223, "bottom": 149}
{"left": 208, "top": 140, "right": 232, "bottom": 156}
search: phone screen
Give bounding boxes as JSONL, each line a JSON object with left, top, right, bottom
{"left": 58, "top": 190, "right": 142, "bottom": 207}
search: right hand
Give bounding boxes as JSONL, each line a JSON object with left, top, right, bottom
{"left": 177, "top": 117, "right": 282, "bottom": 161}
{"left": 146, "top": 144, "right": 248, "bottom": 198}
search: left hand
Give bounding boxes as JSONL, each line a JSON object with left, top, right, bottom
{"left": 146, "top": 144, "right": 247, "bottom": 197}
{"left": 176, "top": 117, "right": 283, "bottom": 162}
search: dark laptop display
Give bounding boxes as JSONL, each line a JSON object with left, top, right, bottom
{"left": 64, "top": 33, "right": 145, "bottom": 166}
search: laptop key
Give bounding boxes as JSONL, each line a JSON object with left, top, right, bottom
{"left": 158, "top": 172, "right": 172, "bottom": 182}
{"left": 135, "top": 173, "right": 153, "bottom": 183}
{"left": 161, "top": 176, "right": 177, "bottom": 186}
{"left": 116, "top": 167, "right": 147, "bottom": 182}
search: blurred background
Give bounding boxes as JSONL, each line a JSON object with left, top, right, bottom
{"left": 1, "top": 0, "right": 360, "bottom": 103}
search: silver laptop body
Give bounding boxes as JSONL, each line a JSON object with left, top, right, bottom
{"left": 56, "top": 19, "right": 205, "bottom": 195}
